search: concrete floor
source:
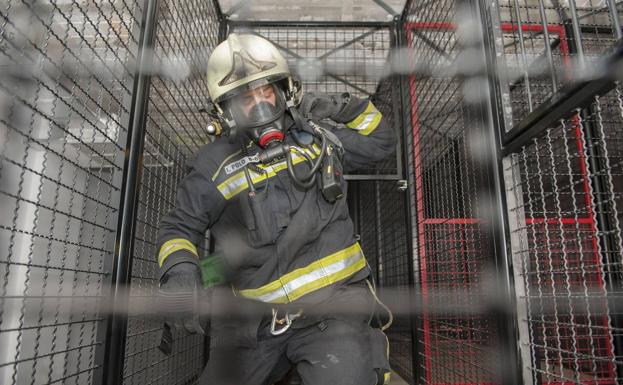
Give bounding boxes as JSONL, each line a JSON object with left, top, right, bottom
{"left": 389, "top": 371, "right": 409, "bottom": 385}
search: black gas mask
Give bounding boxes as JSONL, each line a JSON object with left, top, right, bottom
{"left": 225, "top": 84, "right": 287, "bottom": 148}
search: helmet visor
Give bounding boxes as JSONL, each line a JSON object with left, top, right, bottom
{"left": 226, "top": 83, "right": 286, "bottom": 128}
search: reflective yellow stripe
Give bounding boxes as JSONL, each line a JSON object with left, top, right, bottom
{"left": 346, "top": 102, "right": 382, "bottom": 136}
{"left": 216, "top": 146, "right": 319, "bottom": 200}
{"left": 237, "top": 243, "right": 367, "bottom": 303}
{"left": 383, "top": 330, "right": 390, "bottom": 384}
{"left": 158, "top": 238, "right": 198, "bottom": 267}
{"left": 383, "top": 372, "right": 391, "bottom": 384}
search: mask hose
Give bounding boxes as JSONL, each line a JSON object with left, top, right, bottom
{"left": 285, "top": 147, "right": 317, "bottom": 189}
{"left": 285, "top": 127, "right": 328, "bottom": 189}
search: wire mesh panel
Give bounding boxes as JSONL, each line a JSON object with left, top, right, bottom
{"left": 496, "top": 0, "right": 622, "bottom": 127}
{"left": 403, "top": 0, "right": 505, "bottom": 383}
{"left": 229, "top": 23, "right": 401, "bottom": 178}
{"left": 122, "top": 0, "right": 222, "bottom": 383}
{"left": 376, "top": 178, "right": 415, "bottom": 382}
{"left": 352, "top": 177, "right": 415, "bottom": 383}
{"left": 0, "top": 1, "right": 141, "bottom": 383}
{"left": 495, "top": 0, "right": 623, "bottom": 383}
{"left": 504, "top": 89, "right": 623, "bottom": 383}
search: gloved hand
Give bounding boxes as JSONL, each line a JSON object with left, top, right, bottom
{"left": 158, "top": 262, "right": 206, "bottom": 335}
{"left": 298, "top": 92, "right": 350, "bottom": 122}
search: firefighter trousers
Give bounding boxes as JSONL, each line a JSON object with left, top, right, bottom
{"left": 198, "top": 315, "right": 390, "bottom": 385}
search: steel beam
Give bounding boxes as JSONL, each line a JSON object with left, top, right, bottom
{"left": 229, "top": 20, "right": 394, "bottom": 28}
{"left": 467, "top": 0, "right": 524, "bottom": 382}
{"left": 502, "top": 41, "right": 623, "bottom": 156}
{"left": 101, "top": 0, "right": 160, "bottom": 384}
{"left": 319, "top": 27, "right": 383, "bottom": 59}
{"left": 372, "top": 0, "right": 400, "bottom": 17}
{"left": 395, "top": 16, "right": 425, "bottom": 385}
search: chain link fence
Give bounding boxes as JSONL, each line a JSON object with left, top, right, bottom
{"left": 122, "top": 0, "right": 221, "bottom": 384}
{"left": 0, "top": 0, "right": 223, "bottom": 384}
{"left": 2, "top": 0, "right": 623, "bottom": 384}
{"left": 498, "top": 0, "right": 623, "bottom": 383}
{"left": 0, "top": 0, "right": 140, "bottom": 383}
{"left": 402, "top": 0, "right": 505, "bottom": 382}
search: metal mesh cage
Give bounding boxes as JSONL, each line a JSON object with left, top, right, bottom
{"left": 504, "top": 89, "right": 623, "bottom": 384}
{"left": 122, "top": 0, "right": 222, "bottom": 383}
{"left": 496, "top": 0, "right": 622, "bottom": 127}
{"left": 403, "top": 0, "right": 504, "bottom": 383}
{"left": 2, "top": 0, "right": 622, "bottom": 384}
{"left": 498, "top": 0, "right": 623, "bottom": 383}
{"left": 376, "top": 178, "right": 414, "bottom": 381}
{"left": 0, "top": 0, "right": 140, "bottom": 383}
{"left": 351, "top": 178, "right": 415, "bottom": 382}
{"left": 0, "top": 0, "right": 223, "bottom": 383}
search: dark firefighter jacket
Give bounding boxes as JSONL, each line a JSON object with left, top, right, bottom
{"left": 156, "top": 94, "right": 395, "bottom": 327}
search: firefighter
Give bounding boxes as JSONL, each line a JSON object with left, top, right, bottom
{"left": 157, "top": 33, "right": 395, "bottom": 385}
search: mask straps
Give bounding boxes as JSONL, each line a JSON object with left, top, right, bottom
{"left": 287, "top": 100, "right": 314, "bottom": 135}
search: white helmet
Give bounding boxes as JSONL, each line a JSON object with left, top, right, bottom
{"left": 206, "top": 33, "right": 300, "bottom": 147}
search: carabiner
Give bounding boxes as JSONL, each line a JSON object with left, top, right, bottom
{"left": 270, "top": 308, "right": 302, "bottom": 336}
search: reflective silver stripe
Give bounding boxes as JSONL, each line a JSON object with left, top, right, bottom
{"left": 218, "top": 174, "right": 247, "bottom": 198}
{"left": 281, "top": 253, "right": 363, "bottom": 294}
{"left": 254, "top": 287, "right": 289, "bottom": 303}
{"left": 239, "top": 244, "right": 366, "bottom": 303}
{"left": 352, "top": 111, "right": 378, "bottom": 131}
{"left": 217, "top": 151, "right": 317, "bottom": 199}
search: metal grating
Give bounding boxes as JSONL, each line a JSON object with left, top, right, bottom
{"left": 504, "top": 89, "right": 623, "bottom": 384}
{"left": 496, "top": 0, "right": 622, "bottom": 127}
{"left": 404, "top": 0, "right": 503, "bottom": 383}
{"left": 122, "top": 0, "right": 222, "bottom": 383}
{"left": 352, "top": 178, "right": 415, "bottom": 382}
{"left": 498, "top": 0, "right": 623, "bottom": 383}
{"left": 229, "top": 23, "right": 401, "bottom": 178}
{"left": 0, "top": 0, "right": 140, "bottom": 383}
{"left": 376, "top": 178, "right": 415, "bottom": 382}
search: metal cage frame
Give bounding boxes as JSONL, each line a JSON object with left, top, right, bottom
{"left": 2, "top": 0, "right": 623, "bottom": 384}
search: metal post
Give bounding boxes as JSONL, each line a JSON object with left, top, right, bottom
{"left": 216, "top": 0, "right": 230, "bottom": 43}
{"left": 465, "top": 0, "right": 524, "bottom": 383}
{"left": 395, "top": 14, "right": 426, "bottom": 384}
{"left": 374, "top": 181, "right": 383, "bottom": 285}
{"left": 567, "top": 0, "right": 586, "bottom": 69}
{"left": 101, "top": 0, "right": 160, "bottom": 383}
{"left": 606, "top": 0, "right": 622, "bottom": 40}
{"left": 390, "top": 17, "right": 405, "bottom": 188}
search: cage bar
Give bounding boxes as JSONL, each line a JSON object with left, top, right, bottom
{"left": 1, "top": 0, "right": 623, "bottom": 384}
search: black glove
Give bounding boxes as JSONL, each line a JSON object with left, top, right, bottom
{"left": 298, "top": 92, "right": 351, "bottom": 122}
{"left": 158, "top": 262, "right": 206, "bottom": 335}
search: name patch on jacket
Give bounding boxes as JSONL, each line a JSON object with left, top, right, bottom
{"left": 225, "top": 154, "right": 260, "bottom": 175}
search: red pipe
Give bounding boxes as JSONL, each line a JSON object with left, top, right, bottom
{"left": 525, "top": 217, "right": 594, "bottom": 225}
{"left": 404, "top": 21, "right": 455, "bottom": 30}
{"left": 422, "top": 218, "right": 481, "bottom": 225}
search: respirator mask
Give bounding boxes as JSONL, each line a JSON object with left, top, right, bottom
{"left": 224, "top": 83, "right": 288, "bottom": 148}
